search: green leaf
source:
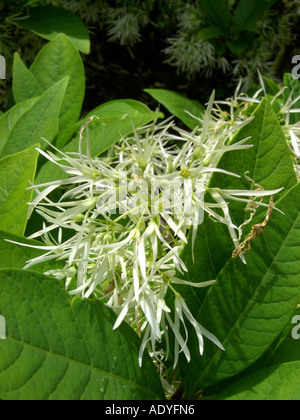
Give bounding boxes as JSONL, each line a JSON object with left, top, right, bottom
{"left": 233, "top": 0, "right": 278, "bottom": 32}
{"left": 0, "top": 230, "right": 64, "bottom": 273}
{"left": 226, "top": 40, "right": 247, "bottom": 55}
{"left": 205, "top": 307, "right": 300, "bottom": 398}
{"left": 30, "top": 34, "right": 85, "bottom": 131}
{"left": 0, "top": 77, "right": 68, "bottom": 158}
{"left": 217, "top": 362, "right": 300, "bottom": 400}
{"left": 175, "top": 216, "right": 233, "bottom": 307}
{"left": 36, "top": 99, "right": 163, "bottom": 185}
{"left": 0, "top": 97, "right": 39, "bottom": 142}
{"left": 12, "top": 53, "right": 42, "bottom": 103}
{"left": 209, "top": 99, "right": 297, "bottom": 227}
{"left": 177, "top": 97, "right": 299, "bottom": 396}
{"left": 181, "top": 182, "right": 300, "bottom": 395}
{"left": 82, "top": 100, "right": 164, "bottom": 157}
{"left": 265, "top": 308, "right": 300, "bottom": 367}
{"left": 199, "top": 0, "right": 231, "bottom": 32}
{"left": 21, "top": 6, "right": 90, "bottom": 54}
{"left": 178, "top": 98, "right": 297, "bottom": 302}
{"left": 262, "top": 76, "right": 281, "bottom": 96}
{"left": 55, "top": 119, "right": 84, "bottom": 149}
{"left": 144, "top": 89, "right": 204, "bottom": 130}
{"left": 0, "top": 269, "right": 165, "bottom": 400}
{"left": 226, "top": 34, "right": 254, "bottom": 56}
{"left": 260, "top": 306, "right": 300, "bottom": 365}
{"left": 197, "top": 26, "right": 227, "bottom": 41}
{"left": 0, "top": 145, "right": 39, "bottom": 236}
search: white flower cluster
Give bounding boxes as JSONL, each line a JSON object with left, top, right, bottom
{"left": 15, "top": 93, "right": 282, "bottom": 366}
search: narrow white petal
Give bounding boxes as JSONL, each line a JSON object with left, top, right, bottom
{"left": 5, "top": 239, "right": 57, "bottom": 251}
{"left": 138, "top": 325, "right": 151, "bottom": 367}
{"left": 140, "top": 294, "right": 161, "bottom": 339}
{"left": 133, "top": 257, "right": 140, "bottom": 302}
{"left": 160, "top": 214, "right": 187, "bottom": 243}
{"left": 172, "top": 278, "right": 216, "bottom": 288}
{"left": 165, "top": 312, "right": 190, "bottom": 365}
{"left": 181, "top": 298, "right": 225, "bottom": 351}
{"left": 138, "top": 239, "right": 147, "bottom": 282}
{"left": 113, "top": 303, "right": 130, "bottom": 330}
{"left": 113, "top": 288, "right": 134, "bottom": 330}
{"left": 217, "top": 188, "right": 284, "bottom": 197}
{"left": 290, "top": 130, "right": 300, "bottom": 157}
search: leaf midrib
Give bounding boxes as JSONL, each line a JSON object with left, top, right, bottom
{"left": 194, "top": 199, "right": 300, "bottom": 389}
{"left": 0, "top": 156, "right": 31, "bottom": 206}
{"left": 4, "top": 335, "right": 160, "bottom": 399}
{"left": 3, "top": 88, "right": 60, "bottom": 157}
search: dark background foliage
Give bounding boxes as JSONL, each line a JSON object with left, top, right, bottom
{"left": 0, "top": 0, "right": 299, "bottom": 112}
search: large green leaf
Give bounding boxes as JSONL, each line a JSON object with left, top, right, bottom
{"left": 177, "top": 98, "right": 297, "bottom": 304}
{"left": 199, "top": 0, "right": 231, "bottom": 32}
{"left": 265, "top": 308, "right": 300, "bottom": 368}
{"left": 21, "top": 6, "right": 90, "bottom": 54}
{"left": 0, "top": 97, "right": 39, "bottom": 144}
{"left": 35, "top": 100, "right": 163, "bottom": 185}
{"left": 203, "top": 306, "right": 300, "bottom": 398}
{"left": 12, "top": 53, "right": 42, "bottom": 103}
{"left": 233, "top": 0, "right": 279, "bottom": 32}
{"left": 30, "top": 34, "right": 85, "bottom": 131}
{"left": 0, "top": 230, "right": 64, "bottom": 274}
{"left": 201, "top": 307, "right": 300, "bottom": 398}
{"left": 226, "top": 34, "right": 255, "bottom": 56}
{"left": 0, "top": 269, "right": 165, "bottom": 400}
{"left": 245, "top": 306, "right": 300, "bottom": 373}
{"left": 197, "top": 26, "right": 227, "bottom": 41}
{"left": 181, "top": 182, "right": 300, "bottom": 396}
{"left": 82, "top": 100, "right": 164, "bottom": 157}
{"left": 144, "top": 89, "right": 204, "bottom": 130}
{"left": 262, "top": 76, "right": 281, "bottom": 96}
{"left": 210, "top": 98, "right": 297, "bottom": 227}
{"left": 217, "top": 362, "right": 300, "bottom": 400}
{"left": 0, "top": 145, "right": 39, "bottom": 236}
{"left": 0, "top": 77, "right": 68, "bottom": 158}
{"left": 174, "top": 216, "right": 233, "bottom": 307}
{"left": 55, "top": 119, "right": 84, "bottom": 149}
